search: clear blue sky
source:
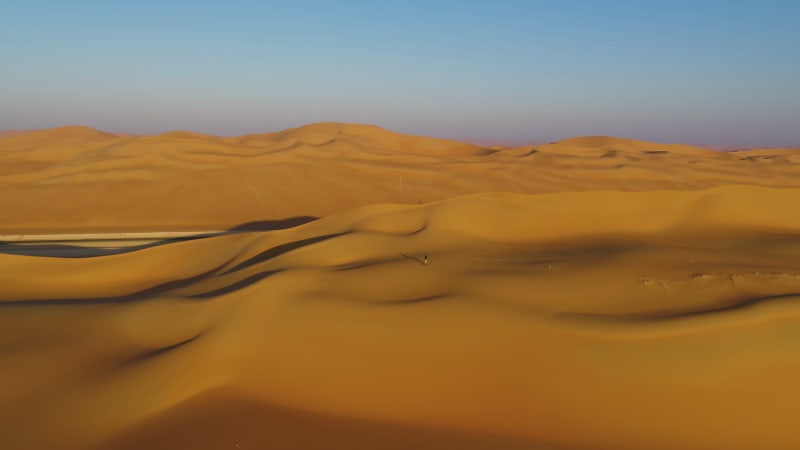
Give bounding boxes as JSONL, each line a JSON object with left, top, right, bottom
{"left": 2, "top": 0, "right": 799, "bottom": 146}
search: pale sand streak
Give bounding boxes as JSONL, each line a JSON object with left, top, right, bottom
{"left": 0, "top": 231, "right": 229, "bottom": 243}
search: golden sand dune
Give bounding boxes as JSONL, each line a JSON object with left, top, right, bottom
{"left": 1, "top": 123, "right": 799, "bottom": 232}
{"left": 2, "top": 124, "right": 800, "bottom": 449}
{"left": 2, "top": 186, "right": 800, "bottom": 450}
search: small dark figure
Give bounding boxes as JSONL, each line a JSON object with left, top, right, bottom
{"left": 423, "top": 253, "right": 428, "bottom": 265}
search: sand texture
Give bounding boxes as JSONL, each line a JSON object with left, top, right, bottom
{"left": 2, "top": 125, "right": 800, "bottom": 450}
{"left": 1, "top": 123, "right": 799, "bottom": 233}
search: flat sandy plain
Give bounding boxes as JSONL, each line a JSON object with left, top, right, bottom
{"left": 2, "top": 123, "right": 800, "bottom": 449}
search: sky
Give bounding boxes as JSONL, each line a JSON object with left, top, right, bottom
{"left": 1, "top": 0, "right": 799, "bottom": 146}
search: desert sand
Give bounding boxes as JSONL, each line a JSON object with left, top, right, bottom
{"left": 1, "top": 124, "right": 800, "bottom": 450}
{"left": 2, "top": 123, "right": 800, "bottom": 233}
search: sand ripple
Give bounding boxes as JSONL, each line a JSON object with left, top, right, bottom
{"left": 1, "top": 188, "right": 800, "bottom": 449}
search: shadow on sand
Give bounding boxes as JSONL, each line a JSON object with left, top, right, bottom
{"left": 227, "top": 216, "right": 317, "bottom": 232}
{"left": 0, "top": 216, "right": 320, "bottom": 259}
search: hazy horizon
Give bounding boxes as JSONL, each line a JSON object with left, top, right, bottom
{"left": 1, "top": 122, "right": 792, "bottom": 150}
{"left": 2, "top": 0, "right": 799, "bottom": 147}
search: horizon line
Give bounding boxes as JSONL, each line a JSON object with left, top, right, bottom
{"left": 0, "top": 123, "right": 796, "bottom": 151}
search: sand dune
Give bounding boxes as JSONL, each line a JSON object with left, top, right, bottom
{"left": 1, "top": 123, "right": 799, "bottom": 233}
{"left": 1, "top": 186, "right": 800, "bottom": 449}
{"left": 2, "top": 124, "right": 800, "bottom": 449}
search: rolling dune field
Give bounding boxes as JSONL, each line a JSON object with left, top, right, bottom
{"left": 1, "top": 123, "right": 799, "bottom": 233}
{"left": 1, "top": 125, "right": 800, "bottom": 449}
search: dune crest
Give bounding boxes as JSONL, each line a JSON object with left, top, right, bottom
{"left": 2, "top": 187, "right": 800, "bottom": 449}
{"left": 1, "top": 123, "right": 799, "bottom": 233}
{"left": 2, "top": 123, "right": 800, "bottom": 449}
{"left": 0, "top": 125, "right": 117, "bottom": 146}
{"left": 546, "top": 135, "right": 714, "bottom": 156}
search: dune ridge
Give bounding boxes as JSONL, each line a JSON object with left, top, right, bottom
{"left": 1, "top": 123, "right": 799, "bottom": 233}
{"left": 2, "top": 187, "right": 800, "bottom": 449}
{"left": 3, "top": 124, "right": 800, "bottom": 449}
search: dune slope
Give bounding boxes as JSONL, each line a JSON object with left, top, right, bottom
{"left": 1, "top": 124, "right": 799, "bottom": 232}
{"left": 2, "top": 187, "right": 800, "bottom": 450}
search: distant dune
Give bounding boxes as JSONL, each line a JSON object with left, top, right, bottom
{"left": 1, "top": 123, "right": 798, "bottom": 233}
{"left": 2, "top": 124, "right": 800, "bottom": 449}
{"left": 0, "top": 129, "right": 30, "bottom": 138}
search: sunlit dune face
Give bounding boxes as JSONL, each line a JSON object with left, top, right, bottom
{"left": 2, "top": 125, "right": 800, "bottom": 449}
{"left": 0, "top": 124, "right": 798, "bottom": 234}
